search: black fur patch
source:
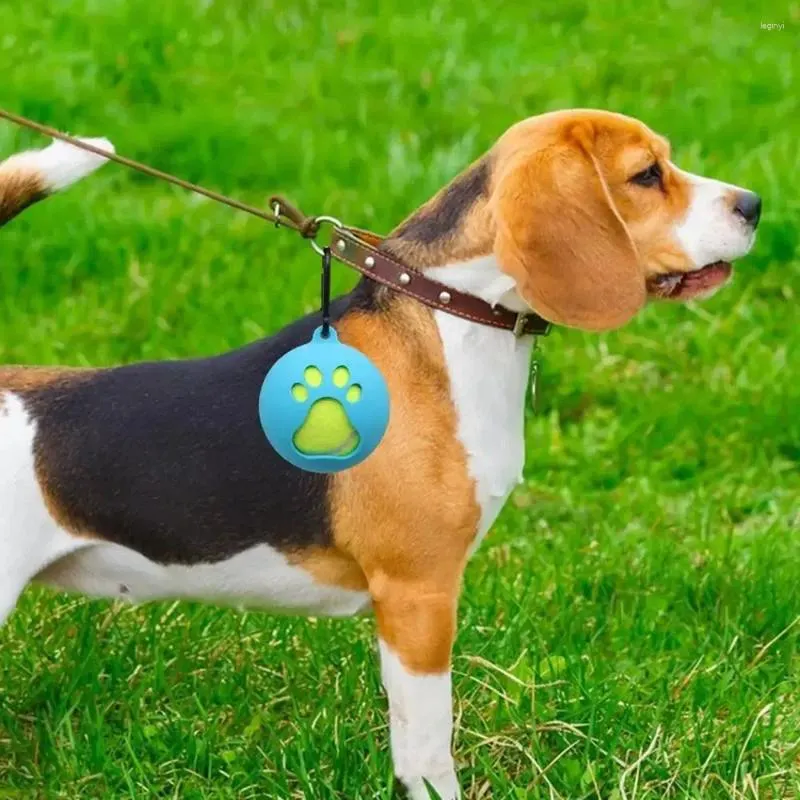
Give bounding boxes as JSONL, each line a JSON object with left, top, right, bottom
{"left": 391, "top": 158, "right": 490, "bottom": 244}
{"left": 21, "top": 281, "right": 384, "bottom": 565}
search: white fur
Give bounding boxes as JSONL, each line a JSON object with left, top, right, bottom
{"left": 43, "top": 543, "right": 370, "bottom": 616}
{"left": 0, "top": 394, "right": 85, "bottom": 623}
{"left": 427, "top": 257, "right": 535, "bottom": 552}
{"left": 672, "top": 166, "right": 756, "bottom": 269}
{"left": 41, "top": 541, "right": 370, "bottom": 616}
{"left": 0, "top": 391, "right": 370, "bottom": 623}
{"left": 4, "top": 137, "right": 114, "bottom": 192}
{"left": 427, "top": 255, "right": 528, "bottom": 313}
{"left": 379, "top": 640, "right": 459, "bottom": 800}
{"left": 367, "top": 256, "right": 534, "bottom": 798}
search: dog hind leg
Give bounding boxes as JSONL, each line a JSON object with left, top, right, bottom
{"left": 0, "top": 392, "right": 85, "bottom": 627}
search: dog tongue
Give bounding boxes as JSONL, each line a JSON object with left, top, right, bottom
{"left": 682, "top": 262, "right": 731, "bottom": 289}
{"left": 649, "top": 262, "right": 732, "bottom": 298}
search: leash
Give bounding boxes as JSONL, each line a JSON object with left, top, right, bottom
{"left": 0, "top": 108, "right": 310, "bottom": 235}
{"left": 0, "top": 107, "right": 550, "bottom": 338}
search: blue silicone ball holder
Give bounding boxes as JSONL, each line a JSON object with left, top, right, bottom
{"left": 258, "top": 247, "right": 390, "bottom": 473}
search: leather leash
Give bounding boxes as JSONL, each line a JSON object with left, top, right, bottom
{"left": 0, "top": 108, "right": 551, "bottom": 338}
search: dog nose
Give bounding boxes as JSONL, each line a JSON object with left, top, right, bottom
{"left": 733, "top": 191, "right": 762, "bottom": 227}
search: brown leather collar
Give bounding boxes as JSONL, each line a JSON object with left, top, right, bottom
{"left": 327, "top": 226, "right": 551, "bottom": 337}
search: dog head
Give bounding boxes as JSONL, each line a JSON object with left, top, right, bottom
{"left": 388, "top": 109, "right": 760, "bottom": 332}
{"left": 491, "top": 110, "right": 759, "bottom": 330}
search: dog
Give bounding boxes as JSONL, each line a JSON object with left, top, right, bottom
{"left": 0, "top": 110, "right": 760, "bottom": 798}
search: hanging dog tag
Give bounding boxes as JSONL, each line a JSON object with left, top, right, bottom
{"left": 529, "top": 337, "right": 541, "bottom": 412}
{"left": 258, "top": 248, "right": 390, "bottom": 473}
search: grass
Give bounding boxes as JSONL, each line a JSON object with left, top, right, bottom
{"left": 0, "top": 0, "right": 798, "bottom": 797}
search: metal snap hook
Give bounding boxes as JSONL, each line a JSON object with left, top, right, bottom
{"left": 308, "top": 215, "right": 344, "bottom": 255}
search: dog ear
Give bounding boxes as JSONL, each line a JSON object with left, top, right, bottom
{"left": 492, "top": 126, "right": 645, "bottom": 331}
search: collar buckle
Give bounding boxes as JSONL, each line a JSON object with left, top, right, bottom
{"left": 512, "top": 313, "right": 528, "bottom": 338}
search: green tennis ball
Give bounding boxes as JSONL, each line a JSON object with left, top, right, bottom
{"left": 293, "top": 398, "right": 360, "bottom": 456}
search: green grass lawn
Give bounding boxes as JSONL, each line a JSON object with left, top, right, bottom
{"left": 1, "top": 1, "right": 798, "bottom": 797}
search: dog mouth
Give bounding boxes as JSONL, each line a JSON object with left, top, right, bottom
{"left": 646, "top": 261, "right": 733, "bottom": 300}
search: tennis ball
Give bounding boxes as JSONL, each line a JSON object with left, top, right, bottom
{"left": 293, "top": 398, "right": 359, "bottom": 456}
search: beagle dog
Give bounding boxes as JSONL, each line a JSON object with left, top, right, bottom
{"left": 0, "top": 110, "right": 760, "bottom": 799}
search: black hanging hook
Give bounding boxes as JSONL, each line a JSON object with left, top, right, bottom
{"left": 320, "top": 246, "right": 332, "bottom": 338}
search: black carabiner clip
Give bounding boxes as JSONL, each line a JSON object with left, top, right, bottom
{"left": 320, "top": 246, "right": 332, "bottom": 338}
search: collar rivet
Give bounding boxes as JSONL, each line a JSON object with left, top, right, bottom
{"left": 439, "top": 291, "right": 451, "bottom": 304}
{"left": 365, "top": 256, "right": 375, "bottom": 268}
{"left": 336, "top": 239, "right": 347, "bottom": 252}
{"left": 399, "top": 272, "right": 411, "bottom": 285}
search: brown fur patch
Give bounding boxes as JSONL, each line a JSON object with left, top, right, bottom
{"left": 328, "top": 297, "right": 480, "bottom": 672}
{"left": 36, "top": 493, "right": 100, "bottom": 541}
{"left": 289, "top": 546, "right": 368, "bottom": 592}
{"left": 372, "top": 577, "right": 457, "bottom": 673}
{"left": 0, "top": 366, "right": 98, "bottom": 540}
{"left": 0, "top": 165, "right": 46, "bottom": 227}
{"left": 0, "top": 366, "right": 92, "bottom": 393}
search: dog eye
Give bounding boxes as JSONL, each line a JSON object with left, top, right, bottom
{"left": 630, "top": 162, "right": 662, "bottom": 188}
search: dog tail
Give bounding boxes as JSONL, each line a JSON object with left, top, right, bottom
{"left": 0, "top": 136, "right": 114, "bottom": 228}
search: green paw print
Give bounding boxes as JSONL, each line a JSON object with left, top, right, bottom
{"left": 291, "top": 366, "right": 362, "bottom": 456}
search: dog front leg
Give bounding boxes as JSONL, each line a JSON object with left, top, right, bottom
{"left": 373, "top": 579, "right": 460, "bottom": 800}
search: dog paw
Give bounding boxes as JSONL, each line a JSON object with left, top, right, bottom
{"left": 395, "top": 771, "right": 460, "bottom": 800}
{"left": 290, "top": 365, "right": 362, "bottom": 456}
